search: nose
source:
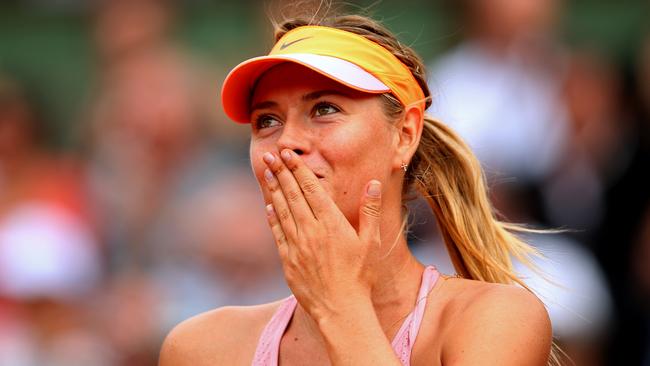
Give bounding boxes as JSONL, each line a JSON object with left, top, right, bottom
{"left": 276, "top": 118, "right": 310, "bottom": 156}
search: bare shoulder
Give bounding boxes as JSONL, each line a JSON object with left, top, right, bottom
{"left": 159, "top": 300, "right": 285, "bottom": 366}
{"left": 439, "top": 278, "right": 552, "bottom": 366}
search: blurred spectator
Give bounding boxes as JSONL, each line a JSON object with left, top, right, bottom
{"left": 87, "top": 50, "right": 210, "bottom": 271}
{"left": 93, "top": 0, "right": 174, "bottom": 66}
{"left": 87, "top": 0, "right": 214, "bottom": 273}
{"left": 428, "top": 0, "right": 569, "bottom": 183}
{"left": 543, "top": 50, "right": 634, "bottom": 238}
{"left": 0, "top": 73, "right": 100, "bottom": 302}
{"left": 92, "top": 272, "right": 163, "bottom": 366}
{"left": 0, "top": 74, "right": 105, "bottom": 365}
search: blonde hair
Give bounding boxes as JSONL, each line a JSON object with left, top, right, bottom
{"left": 273, "top": 8, "right": 563, "bottom": 366}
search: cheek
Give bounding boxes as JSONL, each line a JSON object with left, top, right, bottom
{"left": 319, "top": 119, "right": 393, "bottom": 225}
{"left": 323, "top": 119, "right": 392, "bottom": 179}
{"left": 249, "top": 140, "right": 271, "bottom": 202}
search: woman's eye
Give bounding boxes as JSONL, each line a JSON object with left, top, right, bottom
{"left": 314, "top": 103, "right": 340, "bottom": 117}
{"left": 255, "top": 115, "right": 281, "bottom": 129}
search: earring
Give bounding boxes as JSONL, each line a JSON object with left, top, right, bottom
{"left": 400, "top": 163, "right": 408, "bottom": 172}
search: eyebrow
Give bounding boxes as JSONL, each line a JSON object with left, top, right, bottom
{"left": 250, "top": 100, "right": 278, "bottom": 114}
{"left": 250, "top": 90, "right": 351, "bottom": 114}
{"left": 302, "top": 89, "right": 351, "bottom": 101}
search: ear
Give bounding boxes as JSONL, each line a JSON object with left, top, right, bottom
{"left": 392, "top": 106, "right": 423, "bottom": 171}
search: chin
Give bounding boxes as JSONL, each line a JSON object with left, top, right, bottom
{"left": 330, "top": 190, "right": 362, "bottom": 229}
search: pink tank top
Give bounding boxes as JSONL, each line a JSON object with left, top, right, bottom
{"left": 252, "top": 266, "right": 439, "bottom": 366}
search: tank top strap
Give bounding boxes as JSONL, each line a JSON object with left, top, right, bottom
{"left": 390, "top": 265, "right": 440, "bottom": 365}
{"left": 408, "top": 266, "right": 440, "bottom": 343}
{"left": 251, "top": 296, "right": 298, "bottom": 366}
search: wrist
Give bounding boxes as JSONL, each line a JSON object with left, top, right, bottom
{"left": 315, "top": 295, "right": 376, "bottom": 332}
{"left": 308, "top": 295, "right": 402, "bottom": 366}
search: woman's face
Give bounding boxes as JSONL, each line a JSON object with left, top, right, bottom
{"left": 249, "top": 63, "right": 399, "bottom": 228}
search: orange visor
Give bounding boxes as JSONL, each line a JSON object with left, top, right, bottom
{"left": 221, "top": 25, "right": 426, "bottom": 123}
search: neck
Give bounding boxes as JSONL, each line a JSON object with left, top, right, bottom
{"left": 367, "top": 179, "right": 428, "bottom": 323}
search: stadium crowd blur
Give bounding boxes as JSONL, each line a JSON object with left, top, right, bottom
{"left": 0, "top": 0, "right": 648, "bottom": 365}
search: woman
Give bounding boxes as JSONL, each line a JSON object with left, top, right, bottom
{"left": 160, "top": 12, "right": 554, "bottom": 366}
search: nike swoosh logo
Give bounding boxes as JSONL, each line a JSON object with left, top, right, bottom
{"left": 279, "top": 36, "right": 313, "bottom": 50}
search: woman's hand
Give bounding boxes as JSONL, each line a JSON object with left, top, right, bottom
{"left": 261, "top": 149, "right": 404, "bottom": 366}
{"left": 262, "top": 148, "right": 383, "bottom": 323}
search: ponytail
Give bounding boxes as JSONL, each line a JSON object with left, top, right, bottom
{"left": 409, "top": 116, "right": 540, "bottom": 288}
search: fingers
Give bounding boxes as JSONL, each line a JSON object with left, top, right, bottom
{"left": 263, "top": 164, "right": 298, "bottom": 240}
{"left": 266, "top": 204, "right": 289, "bottom": 259}
{"left": 357, "top": 180, "right": 382, "bottom": 244}
{"left": 279, "top": 149, "right": 336, "bottom": 219}
{"left": 263, "top": 152, "right": 314, "bottom": 231}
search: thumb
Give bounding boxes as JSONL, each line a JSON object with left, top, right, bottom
{"left": 358, "top": 180, "right": 382, "bottom": 244}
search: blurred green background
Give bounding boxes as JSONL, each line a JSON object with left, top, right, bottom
{"left": 1, "top": 0, "right": 647, "bottom": 148}
{"left": 2, "top": 1, "right": 650, "bottom": 365}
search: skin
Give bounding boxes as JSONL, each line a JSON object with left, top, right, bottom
{"left": 159, "top": 63, "right": 552, "bottom": 365}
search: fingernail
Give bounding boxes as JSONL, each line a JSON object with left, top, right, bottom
{"left": 367, "top": 180, "right": 381, "bottom": 197}
{"left": 263, "top": 152, "right": 275, "bottom": 164}
{"left": 266, "top": 204, "right": 275, "bottom": 215}
{"left": 281, "top": 150, "right": 292, "bottom": 162}
{"left": 264, "top": 169, "right": 274, "bottom": 182}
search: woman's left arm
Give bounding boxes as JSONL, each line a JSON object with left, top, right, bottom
{"left": 262, "top": 148, "right": 402, "bottom": 366}
{"left": 443, "top": 285, "right": 553, "bottom": 366}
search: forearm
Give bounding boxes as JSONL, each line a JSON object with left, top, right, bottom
{"left": 317, "top": 298, "right": 402, "bottom": 366}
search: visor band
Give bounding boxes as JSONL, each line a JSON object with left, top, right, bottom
{"left": 272, "top": 26, "right": 425, "bottom": 112}
{"left": 221, "top": 25, "right": 426, "bottom": 123}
